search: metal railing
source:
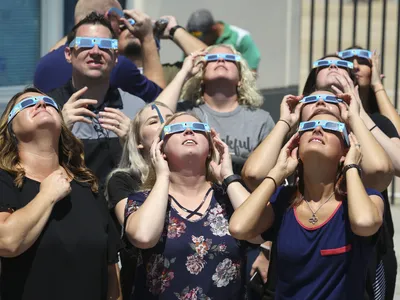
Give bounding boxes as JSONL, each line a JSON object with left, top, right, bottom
{"left": 306, "top": 0, "right": 400, "bottom": 204}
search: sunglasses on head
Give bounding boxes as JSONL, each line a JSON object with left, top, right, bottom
{"left": 162, "top": 122, "right": 210, "bottom": 139}
{"left": 204, "top": 53, "right": 241, "bottom": 62}
{"left": 338, "top": 49, "right": 372, "bottom": 60}
{"left": 69, "top": 37, "right": 118, "bottom": 50}
{"left": 107, "top": 7, "right": 135, "bottom": 26}
{"left": 300, "top": 94, "right": 343, "bottom": 104}
{"left": 8, "top": 96, "right": 59, "bottom": 124}
{"left": 313, "top": 59, "right": 354, "bottom": 69}
{"left": 298, "top": 120, "right": 350, "bottom": 146}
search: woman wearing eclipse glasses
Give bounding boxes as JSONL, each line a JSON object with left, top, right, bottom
{"left": 337, "top": 47, "right": 400, "bottom": 300}
{"left": 105, "top": 102, "right": 173, "bottom": 299}
{"left": 339, "top": 47, "right": 400, "bottom": 134}
{"left": 123, "top": 111, "right": 261, "bottom": 299}
{"left": 229, "top": 109, "right": 384, "bottom": 299}
{"left": 0, "top": 88, "right": 122, "bottom": 300}
{"left": 154, "top": 44, "right": 275, "bottom": 175}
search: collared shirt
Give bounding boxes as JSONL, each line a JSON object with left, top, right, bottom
{"left": 47, "top": 80, "right": 145, "bottom": 184}
{"left": 215, "top": 21, "right": 261, "bottom": 70}
{"left": 34, "top": 45, "right": 162, "bottom": 103}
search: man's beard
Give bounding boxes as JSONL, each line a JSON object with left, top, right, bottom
{"left": 124, "top": 42, "right": 142, "bottom": 57}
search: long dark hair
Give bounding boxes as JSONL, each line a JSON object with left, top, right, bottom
{"left": 289, "top": 114, "right": 348, "bottom": 207}
{"left": 0, "top": 87, "right": 98, "bottom": 192}
{"left": 344, "top": 45, "right": 379, "bottom": 114}
{"left": 302, "top": 54, "right": 357, "bottom": 96}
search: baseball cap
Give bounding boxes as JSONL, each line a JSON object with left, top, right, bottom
{"left": 187, "top": 9, "right": 215, "bottom": 34}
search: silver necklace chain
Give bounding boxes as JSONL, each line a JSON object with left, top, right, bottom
{"left": 302, "top": 192, "right": 335, "bottom": 225}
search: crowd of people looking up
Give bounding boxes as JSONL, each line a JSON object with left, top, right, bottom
{"left": 0, "top": 0, "right": 399, "bottom": 299}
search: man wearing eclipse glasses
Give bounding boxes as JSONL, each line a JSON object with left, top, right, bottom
{"left": 34, "top": 0, "right": 165, "bottom": 101}
{"left": 46, "top": 12, "right": 145, "bottom": 186}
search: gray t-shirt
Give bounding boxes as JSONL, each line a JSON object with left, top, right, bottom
{"left": 178, "top": 102, "right": 275, "bottom": 174}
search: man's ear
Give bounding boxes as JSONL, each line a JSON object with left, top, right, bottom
{"left": 65, "top": 47, "right": 72, "bottom": 64}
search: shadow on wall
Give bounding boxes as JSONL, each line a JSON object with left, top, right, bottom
{"left": 260, "top": 85, "right": 299, "bottom": 123}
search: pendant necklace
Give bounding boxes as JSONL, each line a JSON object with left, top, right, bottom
{"left": 303, "top": 192, "right": 335, "bottom": 225}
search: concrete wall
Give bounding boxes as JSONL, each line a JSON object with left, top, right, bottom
{"left": 127, "top": 0, "right": 302, "bottom": 91}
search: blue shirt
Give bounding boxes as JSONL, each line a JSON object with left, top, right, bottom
{"left": 125, "top": 186, "right": 246, "bottom": 299}
{"left": 34, "top": 45, "right": 162, "bottom": 103}
{"left": 262, "top": 186, "right": 383, "bottom": 300}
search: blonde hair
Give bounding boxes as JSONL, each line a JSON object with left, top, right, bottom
{"left": 181, "top": 44, "right": 264, "bottom": 108}
{"left": 105, "top": 102, "right": 170, "bottom": 200}
{"left": 0, "top": 87, "right": 98, "bottom": 192}
{"left": 140, "top": 112, "right": 218, "bottom": 190}
{"left": 74, "top": 0, "right": 121, "bottom": 22}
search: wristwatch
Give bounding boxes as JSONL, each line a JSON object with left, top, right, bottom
{"left": 222, "top": 174, "right": 242, "bottom": 190}
{"left": 169, "top": 25, "right": 184, "bottom": 40}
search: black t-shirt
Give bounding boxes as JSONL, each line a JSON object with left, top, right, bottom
{"left": 107, "top": 171, "right": 140, "bottom": 299}
{"left": 107, "top": 172, "right": 140, "bottom": 210}
{"left": 0, "top": 170, "right": 122, "bottom": 300}
{"left": 370, "top": 112, "right": 399, "bottom": 239}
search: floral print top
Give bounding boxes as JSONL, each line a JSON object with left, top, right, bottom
{"left": 125, "top": 185, "right": 246, "bottom": 300}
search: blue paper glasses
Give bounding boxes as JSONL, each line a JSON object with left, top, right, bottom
{"left": 162, "top": 122, "right": 211, "bottom": 139}
{"left": 69, "top": 37, "right": 118, "bottom": 50}
{"left": 298, "top": 120, "right": 350, "bottom": 146}
{"left": 337, "top": 49, "right": 372, "bottom": 60}
{"left": 204, "top": 53, "right": 241, "bottom": 62}
{"left": 8, "top": 96, "right": 59, "bottom": 124}
{"left": 313, "top": 59, "right": 354, "bottom": 69}
{"left": 300, "top": 94, "right": 343, "bottom": 104}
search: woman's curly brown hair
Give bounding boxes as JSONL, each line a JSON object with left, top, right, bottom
{"left": 0, "top": 87, "right": 98, "bottom": 192}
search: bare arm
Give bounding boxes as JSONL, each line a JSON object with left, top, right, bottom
{"left": 242, "top": 95, "right": 303, "bottom": 191}
{"left": 0, "top": 170, "right": 70, "bottom": 257}
{"left": 123, "top": 10, "right": 166, "bottom": 89}
{"left": 242, "top": 121, "right": 290, "bottom": 191}
{"left": 154, "top": 69, "right": 187, "bottom": 112}
{"left": 141, "top": 35, "right": 166, "bottom": 88}
{"left": 0, "top": 194, "right": 55, "bottom": 257}
{"left": 373, "top": 86, "right": 400, "bottom": 135}
{"left": 172, "top": 27, "right": 207, "bottom": 55}
{"left": 154, "top": 51, "right": 205, "bottom": 112}
{"left": 333, "top": 80, "right": 394, "bottom": 191}
{"left": 125, "top": 176, "right": 169, "bottom": 249}
{"left": 230, "top": 134, "right": 299, "bottom": 240}
{"left": 346, "top": 168, "right": 384, "bottom": 236}
{"left": 125, "top": 138, "right": 170, "bottom": 249}
{"left": 344, "top": 133, "right": 384, "bottom": 236}
{"left": 360, "top": 110, "right": 400, "bottom": 177}
{"left": 346, "top": 113, "right": 394, "bottom": 191}
{"left": 229, "top": 174, "right": 277, "bottom": 241}
{"left": 369, "top": 51, "right": 400, "bottom": 134}
{"left": 107, "top": 263, "right": 122, "bottom": 300}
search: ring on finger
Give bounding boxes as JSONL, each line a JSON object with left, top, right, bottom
{"left": 355, "top": 143, "right": 361, "bottom": 148}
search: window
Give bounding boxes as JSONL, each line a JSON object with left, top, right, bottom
{"left": 0, "top": 0, "right": 40, "bottom": 87}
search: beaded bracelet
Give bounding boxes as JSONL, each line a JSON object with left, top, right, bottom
{"left": 343, "top": 164, "right": 362, "bottom": 177}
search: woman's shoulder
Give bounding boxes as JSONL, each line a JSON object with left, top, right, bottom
{"left": 0, "top": 169, "right": 15, "bottom": 183}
